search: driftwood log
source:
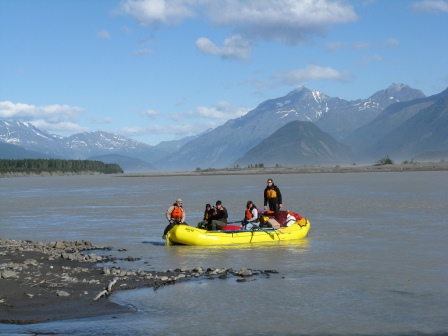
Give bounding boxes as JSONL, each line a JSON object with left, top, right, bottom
{"left": 93, "top": 278, "right": 117, "bottom": 301}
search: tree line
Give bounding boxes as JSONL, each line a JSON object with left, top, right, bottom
{"left": 0, "top": 159, "right": 124, "bottom": 174}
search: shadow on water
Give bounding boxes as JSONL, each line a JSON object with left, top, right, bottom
{"left": 141, "top": 240, "right": 166, "bottom": 246}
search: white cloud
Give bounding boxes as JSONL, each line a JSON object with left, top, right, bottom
{"left": 0, "top": 101, "right": 86, "bottom": 134}
{"left": 30, "top": 120, "right": 88, "bottom": 133}
{"left": 89, "top": 117, "right": 113, "bottom": 124}
{"left": 140, "top": 109, "right": 160, "bottom": 118}
{"left": 97, "top": 29, "right": 112, "bottom": 39}
{"left": 352, "top": 41, "right": 370, "bottom": 50}
{"left": 118, "top": 0, "right": 196, "bottom": 27}
{"left": 359, "top": 54, "right": 383, "bottom": 66}
{"left": 202, "top": 0, "right": 358, "bottom": 45}
{"left": 195, "top": 37, "right": 220, "bottom": 55}
{"left": 134, "top": 48, "right": 155, "bottom": 56}
{"left": 121, "top": 123, "right": 216, "bottom": 137}
{"left": 413, "top": 0, "right": 448, "bottom": 13}
{"left": 196, "top": 35, "right": 251, "bottom": 59}
{"left": 383, "top": 38, "right": 400, "bottom": 48}
{"left": 120, "top": 100, "right": 252, "bottom": 139}
{"left": 274, "top": 65, "right": 351, "bottom": 84}
{"left": 325, "top": 41, "right": 345, "bottom": 52}
{"left": 119, "top": 0, "right": 357, "bottom": 46}
{"left": 0, "top": 101, "right": 83, "bottom": 120}
{"left": 192, "top": 101, "right": 252, "bottom": 119}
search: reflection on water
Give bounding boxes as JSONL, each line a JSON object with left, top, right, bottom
{"left": 1, "top": 172, "right": 448, "bottom": 335}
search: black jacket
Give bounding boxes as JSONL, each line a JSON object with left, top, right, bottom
{"left": 209, "top": 206, "right": 228, "bottom": 223}
{"left": 264, "top": 184, "right": 282, "bottom": 206}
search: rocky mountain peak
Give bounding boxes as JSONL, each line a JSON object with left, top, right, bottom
{"left": 369, "top": 83, "right": 425, "bottom": 103}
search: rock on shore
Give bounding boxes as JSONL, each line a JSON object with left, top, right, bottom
{"left": 0, "top": 238, "right": 274, "bottom": 324}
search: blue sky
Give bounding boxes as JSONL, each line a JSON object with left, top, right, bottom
{"left": 1, "top": 0, "right": 447, "bottom": 146}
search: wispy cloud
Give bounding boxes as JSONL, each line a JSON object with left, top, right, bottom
{"left": 352, "top": 41, "right": 371, "bottom": 50}
{"left": 121, "top": 122, "right": 216, "bottom": 138}
{"left": 97, "top": 29, "right": 112, "bottom": 39}
{"left": 30, "top": 120, "right": 88, "bottom": 133}
{"left": 413, "top": 0, "right": 448, "bottom": 13}
{"left": 326, "top": 38, "right": 399, "bottom": 52}
{"left": 359, "top": 54, "right": 383, "bottom": 66}
{"left": 196, "top": 35, "right": 251, "bottom": 60}
{"left": 274, "top": 65, "right": 352, "bottom": 85}
{"left": 140, "top": 109, "right": 160, "bottom": 118}
{"left": 191, "top": 101, "right": 252, "bottom": 119}
{"left": 121, "top": 100, "right": 253, "bottom": 139}
{"left": 134, "top": 48, "right": 154, "bottom": 56}
{"left": 383, "top": 38, "right": 400, "bottom": 48}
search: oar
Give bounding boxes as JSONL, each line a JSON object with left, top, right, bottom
{"left": 253, "top": 224, "right": 280, "bottom": 240}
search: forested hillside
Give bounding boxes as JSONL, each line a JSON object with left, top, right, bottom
{"left": 0, "top": 159, "right": 123, "bottom": 175}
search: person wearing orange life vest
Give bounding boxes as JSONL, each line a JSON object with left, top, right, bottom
{"left": 263, "top": 178, "right": 282, "bottom": 216}
{"left": 243, "top": 200, "right": 259, "bottom": 229}
{"left": 162, "top": 198, "right": 186, "bottom": 239}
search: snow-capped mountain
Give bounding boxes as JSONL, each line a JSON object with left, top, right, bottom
{"left": 155, "top": 83, "right": 426, "bottom": 170}
{"left": 0, "top": 121, "right": 65, "bottom": 157}
{"left": 0, "top": 121, "right": 165, "bottom": 163}
{"left": 2, "top": 82, "right": 444, "bottom": 171}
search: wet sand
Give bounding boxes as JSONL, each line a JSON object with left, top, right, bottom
{"left": 0, "top": 238, "right": 269, "bottom": 324}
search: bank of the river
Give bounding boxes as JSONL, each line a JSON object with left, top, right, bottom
{"left": 1, "top": 162, "right": 446, "bottom": 178}
{"left": 0, "top": 171, "right": 106, "bottom": 178}
{"left": 0, "top": 238, "right": 271, "bottom": 324}
{"left": 121, "top": 161, "right": 448, "bottom": 177}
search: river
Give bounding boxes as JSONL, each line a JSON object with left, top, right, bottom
{"left": 1, "top": 171, "right": 447, "bottom": 335}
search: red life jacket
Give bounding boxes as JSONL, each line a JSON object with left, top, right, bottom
{"left": 171, "top": 206, "right": 183, "bottom": 221}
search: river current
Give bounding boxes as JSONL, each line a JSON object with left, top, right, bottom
{"left": 1, "top": 172, "right": 447, "bottom": 335}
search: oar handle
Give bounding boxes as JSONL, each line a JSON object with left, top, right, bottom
{"left": 227, "top": 220, "right": 243, "bottom": 224}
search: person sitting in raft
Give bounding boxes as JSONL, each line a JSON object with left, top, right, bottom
{"left": 207, "top": 200, "right": 228, "bottom": 231}
{"left": 243, "top": 200, "right": 259, "bottom": 229}
{"left": 162, "top": 198, "right": 186, "bottom": 239}
{"left": 197, "top": 203, "right": 212, "bottom": 229}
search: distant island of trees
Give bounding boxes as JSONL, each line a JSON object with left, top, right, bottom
{"left": 0, "top": 159, "right": 124, "bottom": 175}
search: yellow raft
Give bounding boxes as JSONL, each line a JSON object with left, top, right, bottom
{"left": 165, "top": 217, "right": 310, "bottom": 246}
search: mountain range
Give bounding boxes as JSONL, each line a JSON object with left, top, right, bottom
{"left": 1, "top": 83, "right": 447, "bottom": 171}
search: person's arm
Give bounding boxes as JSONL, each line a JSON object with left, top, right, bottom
{"left": 221, "top": 208, "right": 228, "bottom": 223}
{"left": 276, "top": 186, "right": 283, "bottom": 205}
{"left": 251, "top": 208, "right": 258, "bottom": 222}
{"left": 166, "top": 206, "right": 173, "bottom": 221}
{"left": 181, "top": 208, "right": 186, "bottom": 222}
{"left": 263, "top": 188, "right": 268, "bottom": 208}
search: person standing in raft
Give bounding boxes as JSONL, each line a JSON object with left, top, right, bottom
{"left": 208, "top": 200, "right": 228, "bottom": 231}
{"left": 243, "top": 200, "right": 259, "bottom": 229}
{"left": 163, "top": 198, "right": 186, "bottom": 239}
{"left": 263, "top": 179, "right": 282, "bottom": 216}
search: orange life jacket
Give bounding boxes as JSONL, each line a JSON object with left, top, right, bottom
{"left": 245, "top": 206, "right": 259, "bottom": 220}
{"left": 171, "top": 206, "right": 183, "bottom": 221}
{"left": 266, "top": 188, "right": 277, "bottom": 199}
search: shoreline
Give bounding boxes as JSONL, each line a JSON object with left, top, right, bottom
{"left": 120, "top": 162, "right": 448, "bottom": 177}
{"left": 1, "top": 162, "right": 447, "bottom": 178}
{"left": 0, "top": 238, "right": 271, "bottom": 325}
